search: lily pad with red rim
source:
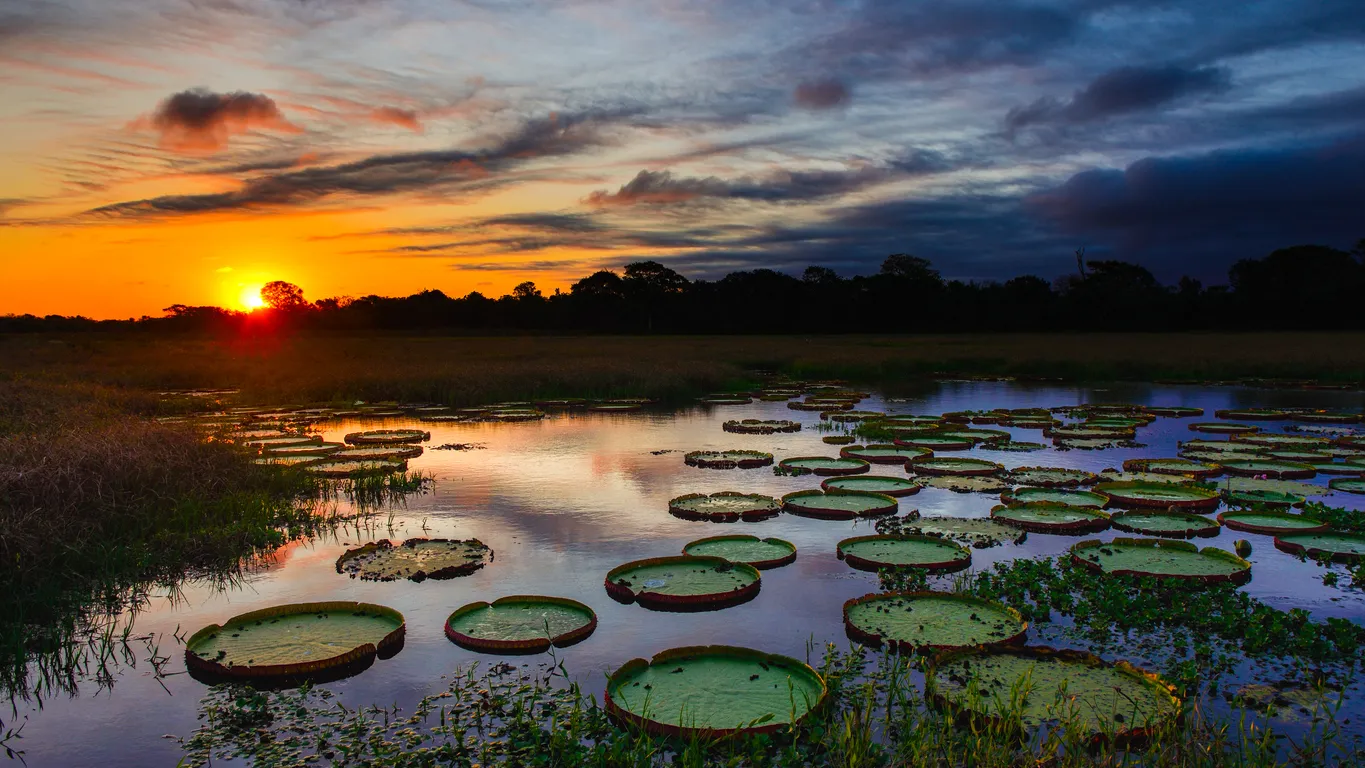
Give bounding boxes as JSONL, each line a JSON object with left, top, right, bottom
{"left": 604, "top": 556, "right": 761, "bottom": 611}
{"left": 1095, "top": 481, "right": 1221, "bottom": 510}
{"left": 1274, "top": 532, "right": 1365, "bottom": 562}
{"left": 1004, "top": 466, "right": 1099, "bottom": 487}
{"left": 343, "top": 429, "right": 430, "bottom": 445}
{"left": 1122, "top": 458, "right": 1222, "bottom": 479}
{"left": 990, "top": 503, "right": 1111, "bottom": 534}
{"left": 782, "top": 490, "right": 897, "bottom": 519}
{"left": 906, "top": 517, "right": 1026, "bottom": 548}
{"left": 894, "top": 435, "right": 975, "bottom": 451}
{"left": 1328, "top": 477, "right": 1365, "bottom": 494}
{"left": 1071, "top": 538, "right": 1250, "bottom": 584}
{"left": 1110, "top": 511, "right": 1220, "bottom": 539}
{"left": 684, "top": 450, "right": 774, "bottom": 469}
{"left": 822, "top": 475, "right": 920, "bottom": 497}
{"left": 682, "top": 535, "right": 797, "bottom": 569}
{"left": 336, "top": 538, "right": 491, "bottom": 582}
{"left": 843, "top": 592, "right": 1026, "bottom": 653}
{"left": 722, "top": 419, "right": 800, "bottom": 434}
{"left": 1189, "top": 422, "right": 1258, "bottom": 435}
{"left": 668, "top": 492, "right": 781, "bottom": 522}
{"left": 909, "top": 456, "right": 1003, "bottom": 477}
{"left": 915, "top": 476, "right": 1011, "bottom": 494}
{"left": 1000, "top": 487, "right": 1109, "bottom": 508}
{"left": 604, "top": 646, "right": 826, "bottom": 740}
{"left": 839, "top": 444, "right": 932, "bottom": 464}
{"left": 777, "top": 456, "right": 870, "bottom": 476}
{"left": 1217, "top": 511, "right": 1329, "bottom": 535}
{"left": 307, "top": 457, "right": 408, "bottom": 477}
{"left": 444, "top": 596, "right": 596, "bottom": 654}
{"left": 1219, "top": 459, "right": 1316, "bottom": 479}
{"left": 837, "top": 535, "right": 971, "bottom": 572}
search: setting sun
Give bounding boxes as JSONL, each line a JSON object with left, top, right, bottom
{"left": 239, "top": 285, "right": 265, "bottom": 310}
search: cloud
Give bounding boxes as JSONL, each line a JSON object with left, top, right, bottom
{"left": 1006, "top": 64, "right": 1232, "bottom": 134}
{"left": 134, "top": 89, "right": 302, "bottom": 153}
{"left": 88, "top": 110, "right": 633, "bottom": 218}
{"left": 1026, "top": 134, "right": 1365, "bottom": 272}
{"left": 369, "top": 106, "right": 423, "bottom": 132}
{"left": 793, "top": 79, "right": 850, "bottom": 110}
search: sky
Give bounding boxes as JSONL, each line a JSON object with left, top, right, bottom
{"left": 2, "top": 0, "right": 1364, "bottom": 318}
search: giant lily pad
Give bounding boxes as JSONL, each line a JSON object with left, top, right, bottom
{"left": 906, "top": 517, "right": 1026, "bottom": 548}
{"left": 1122, "top": 458, "right": 1222, "bottom": 479}
{"left": 343, "top": 429, "right": 430, "bottom": 445}
{"left": 1220, "top": 459, "right": 1316, "bottom": 479}
{"left": 723, "top": 419, "right": 801, "bottom": 434}
{"left": 1179, "top": 439, "right": 1264, "bottom": 456}
{"left": 1071, "top": 538, "right": 1250, "bottom": 584}
{"left": 822, "top": 475, "right": 920, "bottom": 497}
{"left": 844, "top": 592, "right": 1026, "bottom": 653}
{"left": 334, "top": 444, "right": 424, "bottom": 460}
{"left": 605, "top": 646, "right": 826, "bottom": 739}
{"left": 307, "top": 458, "right": 407, "bottom": 477}
{"left": 1235, "top": 434, "right": 1330, "bottom": 449}
{"left": 777, "top": 456, "right": 870, "bottom": 476}
{"left": 242, "top": 435, "right": 323, "bottom": 448}
{"left": 909, "top": 457, "right": 1003, "bottom": 477}
{"left": 255, "top": 455, "right": 325, "bottom": 467}
{"left": 265, "top": 441, "right": 345, "bottom": 456}
{"left": 1004, "top": 466, "right": 1099, "bottom": 487}
{"left": 894, "top": 435, "right": 975, "bottom": 451}
{"left": 185, "top": 601, "right": 404, "bottom": 683}
{"left": 1224, "top": 488, "right": 1305, "bottom": 508}
{"left": 1274, "top": 532, "right": 1365, "bottom": 562}
{"left": 824, "top": 410, "right": 885, "bottom": 423}
{"left": 1215, "top": 408, "right": 1289, "bottom": 421}
{"left": 979, "top": 441, "right": 1047, "bottom": 452}
{"left": 936, "top": 428, "right": 1011, "bottom": 444}
{"left": 669, "top": 492, "right": 781, "bottom": 522}
{"left": 1047, "top": 425, "right": 1136, "bottom": 440}
{"left": 990, "top": 504, "right": 1110, "bottom": 534}
{"left": 840, "top": 444, "right": 932, "bottom": 464}
{"left": 782, "top": 490, "right": 897, "bottom": 519}
{"left": 927, "top": 647, "right": 1179, "bottom": 742}
{"left": 1110, "top": 511, "right": 1220, "bottom": 539}
{"left": 837, "top": 535, "right": 971, "bottom": 572}
{"left": 444, "top": 596, "right": 596, "bottom": 654}
{"left": 1329, "top": 478, "right": 1365, "bottom": 495}
{"left": 1000, "top": 487, "right": 1109, "bottom": 508}
{"left": 684, "top": 450, "right": 774, "bottom": 469}
{"left": 336, "top": 538, "right": 491, "bottom": 582}
{"left": 915, "top": 476, "right": 1011, "bottom": 494}
{"left": 1217, "top": 511, "right": 1328, "bottom": 535}
{"left": 1095, "top": 481, "right": 1221, "bottom": 510}
{"left": 682, "top": 535, "right": 797, "bottom": 569}
{"left": 1147, "top": 406, "right": 1204, "bottom": 417}
{"left": 1189, "top": 422, "right": 1258, "bottom": 435}
{"left": 604, "top": 556, "right": 761, "bottom": 611}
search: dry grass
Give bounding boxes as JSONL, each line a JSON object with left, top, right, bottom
{"left": 4, "top": 331, "right": 1365, "bottom": 407}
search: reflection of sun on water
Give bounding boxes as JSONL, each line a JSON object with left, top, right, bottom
{"left": 239, "top": 285, "right": 265, "bottom": 310}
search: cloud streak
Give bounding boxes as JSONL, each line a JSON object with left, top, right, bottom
{"left": 133, "top": 89, "right": 302, "bottom": 153}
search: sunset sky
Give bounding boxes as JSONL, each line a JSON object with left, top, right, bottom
{"left": 2, "top": 0, "right": 1363, "bottom": 318}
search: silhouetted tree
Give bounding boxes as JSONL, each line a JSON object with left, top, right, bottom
{"left": 511, "top": 281, "right": 542, "bottom": 300}
{"left": 261, "top": 281, "right": 307, "bottom": 310}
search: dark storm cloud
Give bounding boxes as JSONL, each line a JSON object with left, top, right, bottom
{"left": 136, "top": 89, "right": 301, "bottom": 152}
{"left": 1026, "top": 134, "right": 1365, "bottom": 273}
{"left": 793, "top": 79, "right": 850, "bottom": 110}
{"left": 1006, "top": 64, "right": 1232, "bottom": 134}
{"left": 86, "top": 110, "right": 635, "bottom": 218}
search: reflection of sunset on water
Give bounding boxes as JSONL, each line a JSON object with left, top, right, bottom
{"left": 16, "top": 382, "right": 1365, "bottom": 766}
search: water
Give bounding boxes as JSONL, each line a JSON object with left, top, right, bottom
{"left": 12, "top": 381, "right": 1365, "bottom": 765}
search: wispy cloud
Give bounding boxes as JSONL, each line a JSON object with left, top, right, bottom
{"left": 131, "top": 89, "right": 302, "bottom": 153}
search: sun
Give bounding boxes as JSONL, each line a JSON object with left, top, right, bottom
{"left": 239, "top": 285, "right": 266, "bottom": 310}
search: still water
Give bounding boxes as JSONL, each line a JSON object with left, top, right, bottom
{"left": 15, "top": 381, "right": 1365, "bottom": 766}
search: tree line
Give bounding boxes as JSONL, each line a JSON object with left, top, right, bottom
{"left": 4, "top": 243, "right": 1363, "bottom": 334}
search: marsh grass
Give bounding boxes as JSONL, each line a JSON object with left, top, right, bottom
{"left": 178, "top": 643, "right": 1360, "bottom": 767}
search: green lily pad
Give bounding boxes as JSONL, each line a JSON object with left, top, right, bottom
{"left": 1220, "top": 460, "right": 1316, "bottom": 479}
{"left": 668, "top": 492, "right": 781, "bottom": 522}
{"left": 307, "top": 458, "right": 408, "bottom": 477}
{"left": 1179, "top": 439, "right": 1264, "bottom": 456}
{"left": 915, "top": 476, "right": 1011, "bottom": 494}
{"left": 1122, "top": 458, "right": 1222, "bottom": 479}
{"left": 1071, "top": 538, "right": 1250, "bottom": 583}
{"left": 905, "top": 517, "right": 1026, "bottom": 548}
{"left": 185, "top": 601, "right": 404, "bottom": 682}
{"left": 255, "top": 455, "right": 326, "bottom": 467}
{"left": 1189, "top": 422, "right": 1258, "bottom": 434}
{"left": 336, "top": 538, "right": 491, "bottom": 582}
{"left": 837, "top": 535, "right": 971, "bottom": 572}
{"left": 1095, "top": 481, "right": 1221, "bottom": 510}
{"left": 333, "top": 444, "right": 424, "bottom": 460}
{"left": 1237, "top": 434, "right": 1330, "bottom": 449}
{"left": 990, "top": 504, "right": 1110, "bottom": 534}
{"left": 936, "top": 428, "right": 1011, "bottom": 444}
{"left": 343, "top": 429, "right": 430, "bottom": 445}
{"left": 722, "top": 419, "right": 801, "bottom": 434}
{"left": 979, "top": 441, "right": 1047, "bottom": 452}
{"left": 1328, "top": 478, "right": 1365, "bottom": 495}
{"left": 1217, "top": 511, "right": 1328, "bottom": 535}
{"left": 782, "top": 490, "right": 898, "bottom": 519}
{"left": 605, "top": 556, "right": 761, "bottom": 610}
{"left": 777, "top": 456, "right": 870, "bottom": 476}
{"left": 684, "top": 450, "right": 774, "bottom": 469}
{"left": 928, "top": 646, "right": 1179, "bottom": 738}
{"left": 242, "top": 435, "right": 323, "bottom": 448}
{"left": 605, "top": 646, "right": 826, "bottom": 738}
{"left": 1274, "top": 532, "right": 1365, "bottom": 562}
{"left": 909, "top": 457, "right": 1003, "bottom": 477}
{"left": 894, "top": 435, "right": 975, "bottom": 451}
{"left": 844, "top": 592, "right": 1026, "bottom": 652}
{"left": 445, "top": 596, "right": 596, "bottom": 653}
{"left": 1110, "top": 511, "right": 1220, "bottom": 539}
{"left": 822, "top": 475, "right": 920, "bottom": 497}
{"left": 1147, "top": 406, "right": 1204, "bottom": 417}
{"left": 264, "top": 441, "right": 344, "bottom": 456}
{"left": 1004, "top": 466, "right": 1099, "bottom": 487}
{"left": 1000, "top": 488, "right": 1109, "bottom": 508}
{"left": 840, "top": 444, "right": 932, "bottom": 464}
{"left": 682, "top": 535, "right": 797, "bottom": 569}
{"left": 1224, "top": 488, "right": 1306, "bottom": 507}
